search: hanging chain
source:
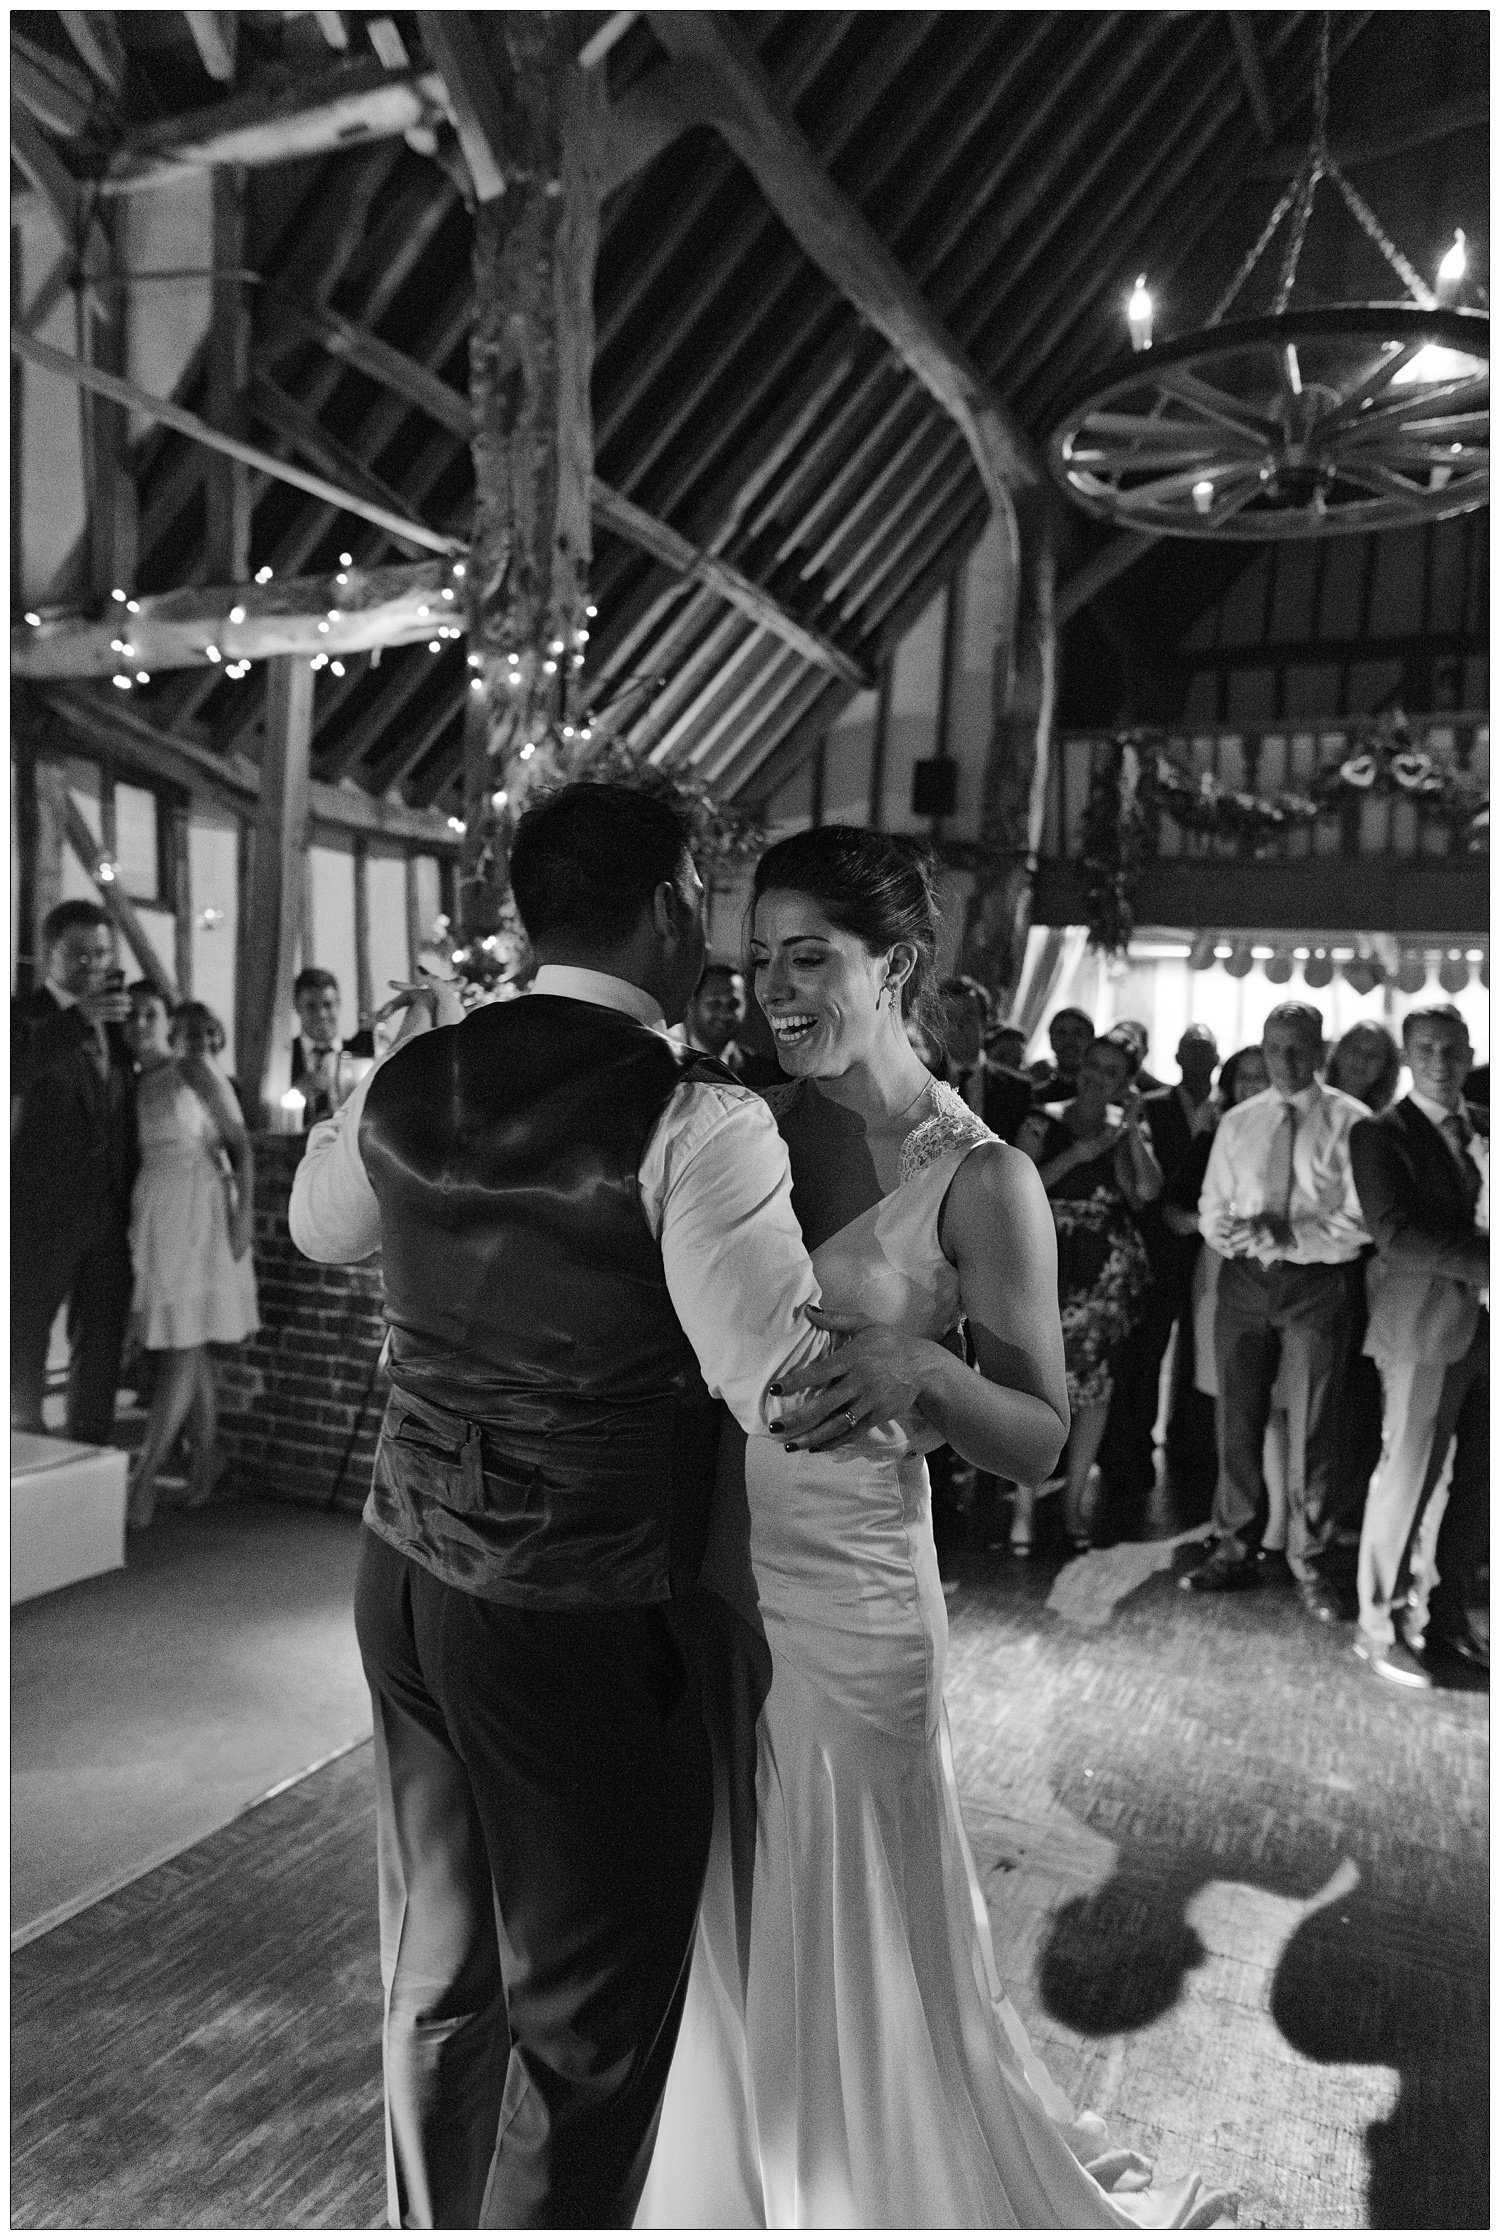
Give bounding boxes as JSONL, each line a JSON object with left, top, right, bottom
{"left": 1207, "top": 14, "right": 1438, "bottom": 323}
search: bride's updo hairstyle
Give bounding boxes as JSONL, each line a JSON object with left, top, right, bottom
{"left": 751, "top": 826, "right": 942, "bottom": 1032}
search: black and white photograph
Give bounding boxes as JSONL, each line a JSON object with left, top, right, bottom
{"left": 9, "top": 7, "right": 1487, "bottom": 2229}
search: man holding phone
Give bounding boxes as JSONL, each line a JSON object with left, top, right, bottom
{"left": 12, "top": 901, "right": 139, "bottom": 1445}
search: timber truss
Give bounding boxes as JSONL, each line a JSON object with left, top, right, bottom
{"left": 10, "top": 10, "right": 1484, "bottom": 823}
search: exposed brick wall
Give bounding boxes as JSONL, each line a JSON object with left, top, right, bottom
{"left": 216, "top": 1133, "right": 389, "bottom": 1513}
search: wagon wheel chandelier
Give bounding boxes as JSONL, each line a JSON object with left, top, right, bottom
{"left": 1048, "top": 16, "right": 1489, "bottom": 539}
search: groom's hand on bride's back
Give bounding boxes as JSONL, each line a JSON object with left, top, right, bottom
{"left": 767, "top": 1307, "right": 923, "bottom": 1451}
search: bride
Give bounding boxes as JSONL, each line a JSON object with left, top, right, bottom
{"left": 637, "top": 826, "right": 1230, "bottom": 2231}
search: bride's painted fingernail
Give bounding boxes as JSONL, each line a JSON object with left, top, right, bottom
{"left": 784, "top": 1441, "right": 798, "bottom": 1452}
{"left": 768, "top": 1382, "right": 782, "bottom": 1395}
{"left": 768, "top": 1421, "right": 783, "bottom": 1434}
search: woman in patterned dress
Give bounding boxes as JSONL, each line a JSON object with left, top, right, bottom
{"left": 1012, "top": 1031, "right": 1162, "bottom": 1553}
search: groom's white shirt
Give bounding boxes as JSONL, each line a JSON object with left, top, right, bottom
{"left": 290, "top": 964, "right": 826, "bottom": 1434}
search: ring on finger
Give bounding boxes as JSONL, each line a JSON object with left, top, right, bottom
{"left": 842, "top": 1405, "right": 858, "bottom": 1430}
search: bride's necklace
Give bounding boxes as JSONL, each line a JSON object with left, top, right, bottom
{"left": 895, "top": 1074, "right": 935, "bottom": 1119}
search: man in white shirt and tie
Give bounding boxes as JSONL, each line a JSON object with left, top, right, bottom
{"left": 1183, "top": 1001, "right": 1370, "bottom": 1617}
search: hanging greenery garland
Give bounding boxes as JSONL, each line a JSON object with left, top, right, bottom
{"left": 1080, "top": 709, "right": 1488, "bottom": 953}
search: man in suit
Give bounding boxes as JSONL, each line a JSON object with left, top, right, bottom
{"left": 1029, "top": 1004, "right": 1093, "bottom": 1104}
{"left": 1182, "top": 1001, "right": 1370, "bottom": 1619}
{"left": 289, "top": 966, "right": 375, "bottom": 1126}
{"left": 1100, "top": 1027, "right": 1219, "bottom": 1518}
{"left": 1111, "top": 1017, "right": 1166, "bottom": 1095}
{"left": 681, "top": 961, "right": 751, "bottom": 1079}
{"left": 1349, "top": 1005, "right": 1488, "bottom": 1687}
{"left": 938, "top": 976, "right": 1033, "bottom": 1144}
{"left": 290, "top": 785, "right": 839, "bottom": 2226}
{"left": 12, "top": 900, "right": 139, "bottom": 1444}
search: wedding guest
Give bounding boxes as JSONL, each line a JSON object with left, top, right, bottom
{"left": 11, "top": 900, "right": 138, "bottom": 1444}
{"left": 171, "top": 998, "right": 243, "bottom": 1110}
{"left": 123, "top": 985, "right": 258, "bottom": 1528}
{"left": 1112, "top": 1017, "right": 1166, "bottom": 1094}
{"left": 1328, "top": 1021, "right": 1400, "bottom": 1113}
{"left": 1349, "top": 1005, "right": 1488, "bottom": 1687}
{"left": 1100, "top": 1026, "right": 1220, "bottom": 1518}
{"left": 290, "top": 967, "right": 375, "bottom": 1127}
{"left": 682, "top": 963, "right": 753, "bottom": 1080}
{"left": 1326, "top": 1020, "right": 1401, "bottom": 1521}
{"left": 1182, "top": 1003, "right": 1369, "bottom": 1617}
{"left": 1168, "top": 1046, "right": 1290, "bottom": 1548}
{"left": 986, "top": 1024, "right": 1029, "bottom": 1071}
{"left": 1012, "top": 1030, "right": 1161, "bottom": 1552}
{"left": 1028, "top": 1006, "right": 1093, "bottom": 1104}
{"left": 937, "top": 976, "right": 1033, "bottom": 1145}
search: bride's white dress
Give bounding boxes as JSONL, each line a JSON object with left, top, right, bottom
{"left": 637, "top": 1086, "right": 1231, "bottom": 2230}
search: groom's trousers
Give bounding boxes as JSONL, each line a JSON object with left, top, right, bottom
{"left": 355, "top": 1527, "right": 714, "bottom": 2229}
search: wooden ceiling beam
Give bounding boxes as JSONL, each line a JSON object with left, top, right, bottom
{"left": 823, "top": 431, "right": 968, "bottom": 609}
{"left": 34, "top": 684, "right": 460, "bottom": 847}
{"left": 249, "top": 370, "right": 436, "bottom": 560}
{"left": 1244, "top": 89, "right": 1485, "bottom": 180}
{"left": 185, "top": 10, "right": 237, "bottom": 85}
{"left": 11, "top": 30, "right": 97, "bottom": 136}
{"left": 12, "top": 329, "right": 464, "bottom": 558}
{"left": 598, "top": 60, "right": 719, "bottom": 198}
{"left": 1055, "top": 533, "right": 1160, "bottom": 628}
{"left": 412, "top": 12, "right": 507, "bottom": 203}
{"left": 271, "top": 299, "right": 871, "bottom": 687}
{"left": 58, "top": 12, "right": 127, "bottom": 100}
{"left": 839, "top": 450, "right": 978, "bottom": 627}
{"left": 13, "top": 560, "right": 459, "bottom": 680}
{"left": 102, "top": 59, "right": 450, "bottom": 191}
{"left": 320, "top": 648, "right": 437, "bottom": 785}
{"left": 1228, "top": 15, "right": 1276, "bottom": 144}
{"left": 644, "top": 11, "right": 1039, "bottom": 507}
{"left": 595, "top": 10, "right": 849, "bottom": 356}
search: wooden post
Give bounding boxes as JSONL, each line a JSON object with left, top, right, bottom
{"left": 237, "top": 656, "right": 314, "bottom": 1126}
{"left": 79, "top": 212, "right": 137, "bottom": 600}
{"left": 168, "top": 796, "right": 194, "bottom": 1001}
{"left": 961, "top": 489, "right": 1057, "bottom": 1002}
{"left": 352, "top": 836, "right": 372, "bottom": 1029}
{"left": 206, "top": 166, "right": 252, "bottom": 584}
{"left": 459, "top": 14, "right": 605, "bottom": 934}
{"left": 14, "top": 749, "right": 40, "bottom": 994}
{"left": 33, "top": 762, "right": 68, "bottom": 969}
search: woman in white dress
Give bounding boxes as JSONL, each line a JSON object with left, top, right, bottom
{"left": 638, "top": 828, "right": 1231, "bottom": 2230}
{"left": 125, "top": 987, "right": 258, "bottom": 1527}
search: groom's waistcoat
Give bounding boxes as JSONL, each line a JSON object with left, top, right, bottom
{"left": 358, "top": 996, "right": 729, "bottom": 1608}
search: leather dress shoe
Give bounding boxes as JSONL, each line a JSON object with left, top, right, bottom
{"left": 1180, "top": 1545, "right": 1259, "bottom": 1593}
{"left": 1426, "top": 1620, "right": 1489, "bottom": 1672}
{"left": 1353, "top": 1630, "right": 1431, "bottom": 1690}
{"left": 1299, "top": 1578, "right": 1350, "bottom": 1625}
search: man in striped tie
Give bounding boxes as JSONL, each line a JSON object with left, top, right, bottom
{"left": 1348, "top": 1006, "right": 1489, "bottom": 1686}
{"left": 1183, "top": 1001, "right": 1370, "bottom": 1617}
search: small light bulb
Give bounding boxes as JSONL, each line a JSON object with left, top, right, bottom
{"left": 442, "top": 588, "right": 455, "bottom": 601}
{"left": 492, "top": 789, "right": 507, "bottom": 808}
{"left": 126, "top": 600, "right": 140, "bottom": 613}
{"left": 417, "top": 606, "right": 430, "bottom": 618}
{"left": 562, "top": 725, "right": 575, "bottom": 738}
{"left": 339, "top": 552, "right": 352, "bottom": 567}
{"left": 335, "top": 572, "right": 349, "bottom": 586}
{"left": 112, "top": 587, "right": 126, "bottom": 602}
{"left": 24, "top": 611, "right": 40, "bottom": 626}
{"left": 1127, "top": 274, "right": 1153, "bottom": 352}
{"left": 317, "top": 621, "right": 330, "bottom": 634}
{"left": 110, "top": 639, "right": 124, "bottom": 653}
{"left": 1437, "top": 228, "right": 1467, "bottom": 294}
{"left": 121, "top": 645, "right": 135, "bottom": 658}
{"left": 506, "top": 672, "right": 521, "bottom": 688}
{"left": 453, "top": 562, "right": 466, "bottom": 578}
{"left": 571, "top": 654, "right": 585, "bottom": 668}
{"left": 447, "top": 816, "right": 466, "bottom": 834}
{"left": 98, "top": 861, "right": 116, "bottom": 882}
{"left": 580, "top": 727, "right": 592, "bottom": 741}
{"left": 585, "top": 604, "right": 597, "bottom": 618}
{"left": 549, "top": 638, "right": 565, "bottom": 655}
{"left": 330, "top": 660, "right": 345, "bottom": 676}
{"left": 429, "top": 639, "right": 441, "bottom": 653}
{"left": 468, "top": 653, "right": 483, "bottom": 668}
{"left": 206, "top": 644, "right": 221, "bottom": 662}
{"left": 471, "top": 677, "right": 484, "bottom": 693}
{"left": 575, "top": 629, "right": 589, "bottom": 644}
{"left": 520, "top": 743, "right": 535, "bottom": 760}
{"left": 255, "top": 566, "right": 274, "bottom": 584}
{"left": 1192, "top": 479, "right": 1215, "bottom": 515}
{"left": 508, "top": 653, "right": 519, "bottom": 665}
{"left": 328, "top": 610, "right": 340, "bottom": 622}
{"left": 543, "top": 660, "right": 557, "bottom": 675}
{"left": 230, "top": 605, "right": 246, "bottom": 624}
{"left": 113, "top": 675, "right": 131, "bottom": 690}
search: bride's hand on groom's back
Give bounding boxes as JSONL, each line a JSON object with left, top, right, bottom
{"left": 768, "top": 1307, "right": 927, "bottom": 1451}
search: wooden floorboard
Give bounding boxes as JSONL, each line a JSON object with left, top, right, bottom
{"left": 10, "top": 1516, "right": 1488, "bottom": 2230}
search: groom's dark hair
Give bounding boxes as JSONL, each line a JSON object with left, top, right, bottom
{"left": 510, "top": 782, "right": 695, "bottom": 948}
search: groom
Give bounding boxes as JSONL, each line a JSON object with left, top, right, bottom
{"left": 291, "top": 784, "right": 832, "bottom": 2228}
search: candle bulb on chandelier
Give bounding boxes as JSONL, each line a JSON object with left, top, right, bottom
{"left": 1436, "top": 228, "right": 1467, "bottom": 301}
{"left": 1127, "top": 275, "right": 1153, "bottom": 353}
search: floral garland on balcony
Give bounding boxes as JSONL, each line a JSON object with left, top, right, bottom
{"left": 1080, "top": 710, "right": 1488, "bottom": 954}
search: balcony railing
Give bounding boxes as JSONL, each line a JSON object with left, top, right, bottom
{"left": 1045, "top": 715, "right": 1489, "bottom": 866}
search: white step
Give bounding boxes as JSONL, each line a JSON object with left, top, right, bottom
{"left": 11, "top": 1435, "right": 128, "bottom": 1604}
